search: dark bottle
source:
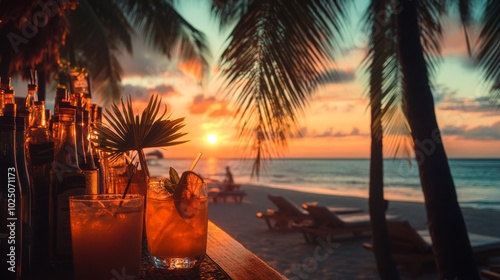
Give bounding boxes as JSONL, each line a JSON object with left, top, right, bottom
{"left": 51, "top": 87, "right": 68, "bottom": 141}
{"left": 49, "top": 103, "right": 86, "bottom": 268}
{"left": 0, "top": 104, "right": 23, "bottom": 279}
{"left": 25, "top": 101, "right": 54, "bottom": 272}
{"left": 76, "top": 110, "right": 98, "bottom": 194}
{"left": 15, "top": 115, "right": 32, "bottom": 276}
{"left": 90, "top": 105, "right": 104, "bottom": 193}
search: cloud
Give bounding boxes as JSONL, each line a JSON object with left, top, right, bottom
{"left": 316, "top": 69, "right": 356, "bottom": 85}
{"left": 442, "top": 122, "right": 500, "bottom": 140}
{"left": 433, "top": 84, "right": 457, "bottom": 104}
{"left": 122, "top": 84, "right": 179, "bottom": 102}
{"left": 438, "top": 96, "right": 498, "bottom": 115}
{"left": 120, "top": 36, "right": 188, "bottom": 79}
{"left": 148, "top": 84, "right": 177, "bottom": 96}
{"left": 208, "top": 105, "right": 232, "bottom": 118}
{"left": 441, "top": 125, "right": 467, "bottom": 135}
{"left": 302, "top": 127, "right": 368, "bottom": 138}
{"left": 189, "top": 94, "right": 216, "bottom": 114}
{"left": 188, "top": 94, "right": 232, "bottom": 118}
{"left": 432, "top": 83, "right": 499, "bottom": 115}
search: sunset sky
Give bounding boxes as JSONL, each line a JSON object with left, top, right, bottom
{"left": 81, "top": 1, "right": 500, "bottom": 159}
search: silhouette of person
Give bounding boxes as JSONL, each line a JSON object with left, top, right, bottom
{"left": 223, "top": 166, "right": 236, "bottom": 191}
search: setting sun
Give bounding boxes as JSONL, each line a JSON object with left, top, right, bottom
{"left": 207, "top": 133, "right": 218, "bottom": 144}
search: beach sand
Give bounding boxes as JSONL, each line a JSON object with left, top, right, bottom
{"left": 207, "top": 184, "right": 500, "bottom": 279}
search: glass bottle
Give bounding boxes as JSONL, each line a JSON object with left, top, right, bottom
{"left": 49, "top": 103, "right": 86, "bottom": 268}
{"left": 51, "top": 87, "right": 68, "bottom": 141}
{"left": 0, "top": 104, "right": 23, "bottom": 279}
{"left": 25, "top": 101, "right": 54, "bottom": 272}
{"left": 15, "top": 115, "right": 32, "bottom": 276}
{"left": 25, "top": 83, "right": 37, "bottom": 126}
{"left": 3, "top": 88, "right": 15, "bottom": 105}
{"left": 76, "top": 109, "right": 98, "bottom": 194}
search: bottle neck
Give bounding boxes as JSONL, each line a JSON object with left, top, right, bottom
{"left": 82, "top": 112, "right": 96, "bottom": 169}
{"left": 31, "top": 104, "right": 46, "bottom": 128}
{"left": 26, "top": 85, "right": 37, "bottom": 107}
{"left": 54, "top": 113, "right": 80, "bottom": 170}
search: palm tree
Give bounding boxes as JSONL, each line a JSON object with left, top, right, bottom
{"left": 363, "top": 0, "right": 402, "bottom": 278}
{"left": 60, "top": 0, "right": 211, "bottom": 103}
{"left": 212, "top": 0, "right": 496, "bottom": 278}
{"left": 210, "top": 0, "right": 348, "bottom": 177}
{"left": 0, "top": 0, "right": 210, "bottom": 103}
{"left": 394, "top": 0, "right": 480, "bottom": 278}
{"left": 0, "top": 1, "right": 74, "bottom": 93}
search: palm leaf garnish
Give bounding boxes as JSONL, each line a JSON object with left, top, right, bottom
{"left": 93, "top": 94, "right": 188, "bottom": 177}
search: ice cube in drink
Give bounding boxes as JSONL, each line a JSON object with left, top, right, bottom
{"left": 146, "top": 181, "right": 208, "bottom": 269}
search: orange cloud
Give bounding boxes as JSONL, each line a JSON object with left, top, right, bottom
{"left": 188, "top": 94, "right": 232, "bottom": 118}
{"left": 189, "top": 94, "right": 216, "bottom": 114}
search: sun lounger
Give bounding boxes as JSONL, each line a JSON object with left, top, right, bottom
{"left": 362, "top": 220, "right": 500, "bottom": 274}
{"left": 297, "top": 204, "right": 400, "bottom": 243}
{"left": 481, "top": 268, "right": 500, "bottom": 280}
{"left": 207, "top": 180, "right": 246, "bottom": 203}
{"left": 208, "top": 188, "right": 247, "bottom": 203}
{"left": 256, "top": 195, "right": 362, "bottom": 232}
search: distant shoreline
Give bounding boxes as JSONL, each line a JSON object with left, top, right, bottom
{"left": 165, "top": 157, "right": 500, "bottom": 160}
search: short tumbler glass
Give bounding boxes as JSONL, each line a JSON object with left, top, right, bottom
{"left": 70, "top": 194, "right": 144, "bottom": 280}
{"left": 146, "top": 178, "right": 208, "bottom": 270}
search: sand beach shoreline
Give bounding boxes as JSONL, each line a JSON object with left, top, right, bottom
{"left": 208, "top": 184, "right": 500, "bottom": 279}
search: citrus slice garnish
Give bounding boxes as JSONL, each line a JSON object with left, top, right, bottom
{"left": 173, "top": 171, "right": 205, "bottom": 219}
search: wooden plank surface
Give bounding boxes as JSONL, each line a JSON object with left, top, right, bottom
{"left": 207, "top": 221, "right": 287, "bottom": 280}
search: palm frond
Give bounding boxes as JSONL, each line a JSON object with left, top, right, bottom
{"left": 210, "top": 0, "right": 251, "bottom": 29}
{"left": 475, "top": 0, "right": 500, "bottom": 102}
{"left": 63, "top": 0, "right": 133, "bottom": 103}
{"left": 121, "top": 0, "right": 211, "bottom": 81}
{"left": 361, "top": 0, "right": 413, "bottom": 160}
{"left": 417, "top": 0, "right": 445, "bottom": 77}
{"left": 93, "top": 94, "right": 188, "bottom": 162}
{"left": 215, "top": 0, "right": 347, "bottom": 177}
{"left": 0, "top": 2, "right": 75, "bottom": 81}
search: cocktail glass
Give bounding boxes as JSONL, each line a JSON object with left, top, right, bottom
{"left": 69, "top": 194, "right": 144, "bottom": 280}
{"left": 146, "top": 178, "right": 208, "bottom": 269}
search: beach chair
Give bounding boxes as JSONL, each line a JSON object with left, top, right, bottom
{"left": 481, "top": 267, "right": 500, "bottom": 280}
{"left": 256, "top": 195, "right": 362, "bottom": 232}
{"left": 207, "top": 180, "right": 247, "bottom": 203}
{"left": 362, "top": 221, "right": 500, "bottom": 274}
{"left": 297, "top": 204, "right": 400, "bottom": 243}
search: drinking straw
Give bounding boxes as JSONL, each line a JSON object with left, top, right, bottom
{"left": 119, "top": 162, "right": 139, "bottom": 206}
{"left": 189, "top": 152, "right": 203, "bottom": 171}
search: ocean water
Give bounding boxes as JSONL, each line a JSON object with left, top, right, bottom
{"left": 148, "top": 158, "right": 500, "bottom": 211}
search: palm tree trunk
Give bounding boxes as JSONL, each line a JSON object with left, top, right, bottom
{"left": 369, "top": 89, "right": 400, "bottom": 280}
{"left": 396, "top": 0, "right": 479, "bottom": 279}
{"left": 368, "top": 1, "right": 400, "bottom": 277}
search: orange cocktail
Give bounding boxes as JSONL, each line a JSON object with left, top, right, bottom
{"left": 146, "top": 178, "right": 208, "bottom": 269}
{"left": 70, "top": 194, "right": 144, "bottom": 280}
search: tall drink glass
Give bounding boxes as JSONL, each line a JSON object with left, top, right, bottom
{"left": 146, "top": 178, "right": 208, "bottom": 269}
{"left": 70, "top": 194, "right": 144, "bottom": 280}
